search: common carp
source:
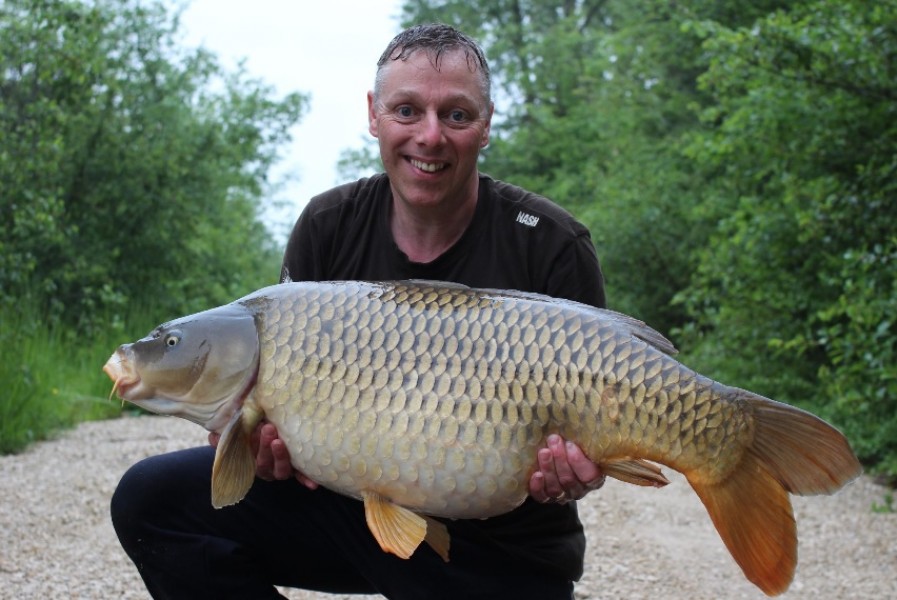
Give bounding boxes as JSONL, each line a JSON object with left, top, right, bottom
{"left": 104, "top": 280, "right": 861, "bottom": 596}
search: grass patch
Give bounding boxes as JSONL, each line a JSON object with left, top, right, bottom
{"left": 872, "top": 491, "right": 895, "bottom": 514}
{"left": 0, "top": 301, "right": 159, "bottom": 454}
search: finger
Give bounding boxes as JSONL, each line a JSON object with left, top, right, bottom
{"left": 295, "top": 472, "right": 320, "bottom": 490}
{"left": 537, "top": 443, "right": 563, "bottom": 496}
{"left": 255, "top": 424, "right": 279, "bottom": 480}
{"left": 529, "top": 462, "right": 551, "bottom": 502}
{"left": 549, "top": 436, "right": 604, "bottom": 501}
{"left": 259, "top": 422, "right": 279, "bottom": 448}
{"left": 547, "top": 435, "right": 578, "bottom": 490}
{"left": 565, "top": 441, "right": 605, "bottom": 490}
{"left": 208, "top": 432, "right": 220, "bottom": 448}
{"left": 269, "top": 438, "right": 294, "bottom": 480}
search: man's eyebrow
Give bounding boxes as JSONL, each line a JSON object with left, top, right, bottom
{"left": 383, "top": 89, "right": 481, "bottom": 108}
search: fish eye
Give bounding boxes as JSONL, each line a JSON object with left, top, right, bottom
{"left": 164, "top": 333, "right": 181, "bottom": 347}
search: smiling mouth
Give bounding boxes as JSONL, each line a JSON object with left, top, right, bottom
{"left": 410, "top": 158, "right": 447, "bottom": 173}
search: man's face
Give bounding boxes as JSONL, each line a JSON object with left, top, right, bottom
{"left": 368, "top": 49, "right": 493, "bottom": 212}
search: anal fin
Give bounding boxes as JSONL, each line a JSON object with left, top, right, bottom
{"left": 603, "top": 458, "right": 670, "bottom": 487}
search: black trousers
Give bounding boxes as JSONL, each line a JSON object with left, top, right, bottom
{"left": 111, "top": 446, "right": 575, "bottom": 599}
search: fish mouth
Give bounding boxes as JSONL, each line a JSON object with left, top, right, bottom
{"left": 103, "top": 350, "right": 140, "bottom": 401}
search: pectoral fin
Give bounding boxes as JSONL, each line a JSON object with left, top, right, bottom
{"left": 211, "top": 405, "right": 263, "bottom": 508}
{"left": 362, "top": 491, "right": 450, "bottom": 561}
{"left": 603, "top": 458, "right": 670, "bottom": 487}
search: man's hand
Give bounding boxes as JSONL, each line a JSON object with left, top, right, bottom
{"left": 208, "top": 426, "right": 601, "bottom": 500}
{"left": 208, "top": 422, "right": 319, "bottom": 490}
{"left": 529, "top": 434, "right": 605, "bottom": 504}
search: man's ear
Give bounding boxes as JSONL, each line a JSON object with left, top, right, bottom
{"left": 367, "top": 91, "right": 379, "bottom": 138}
{"left": 481, "top": 102, "right": 495, "bottom": 148}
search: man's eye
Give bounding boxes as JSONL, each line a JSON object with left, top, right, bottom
{"left": 449, "top": 110, "right": 468, "bottom": 122}
{"left": 397, "top": 106, "right": 414, "bottom": 118}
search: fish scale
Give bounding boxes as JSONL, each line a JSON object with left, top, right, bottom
{"left": 248, "top": 282, "right": 732, "bottom": 518}
{"left": 106, "top": 279, "right": 862, "bottom": 595}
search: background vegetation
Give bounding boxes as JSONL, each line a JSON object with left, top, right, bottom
{"left": 1, "top": 0, "right": 303, "bottom": 451}
{"left": 2, "top": 0, "right": 894, "bottom": 481}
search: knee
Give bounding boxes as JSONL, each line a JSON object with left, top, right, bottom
{"left": 111, "top": 455, "right": 166, "bottom": 545}
{"left": 111, "top": 456, "right": 150, "bottom": 520}
{"left": 110, "top": 447, "right": 213, "bottom": 546}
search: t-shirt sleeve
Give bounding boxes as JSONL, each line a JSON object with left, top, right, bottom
{"left": 280, "top": 176, "right": 389, "bottom": 284}
{"left": 280, "top": 208, "right": 315, "bottom": 283}
{"left": 483, "top": 177, "right": 606, "bottom": 310}
{"left": 543, "top": 231, "right": 606, "bottom": 309}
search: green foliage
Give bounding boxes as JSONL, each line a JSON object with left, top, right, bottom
{"left": 5, "top": 0, "right": 892, "bottom": 479}
{"left": 815, "top": 242, "right": 897, "bottom": 475}
{"left": 0, "top": 298, "right": 152, "bottom": 454}
{"left": 0, "top": 0, "right": 307, "bottom": 332}
{"left": 678, "top": 0, "right": 897, "bottom": 473}
{"left": 872, "top": 491, "right": 894, "bottom": 514}
{"left": 0, "top": 0, "right": 305, "bottom": 452}
{"left": 336, "top": 137, "right": 383, "bottom": 181}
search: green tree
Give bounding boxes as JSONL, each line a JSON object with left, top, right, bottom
{"left": 679, "top": 0, "right": 897, "bottom": 474}
{"left": 0, "top": 0, "right": 308, "bottom": 332}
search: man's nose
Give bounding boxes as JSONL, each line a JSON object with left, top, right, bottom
{"left": 415, "top": 111, "right": 445, "bottom": 146}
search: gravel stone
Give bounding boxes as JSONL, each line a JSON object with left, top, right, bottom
{"left": 1, "top": 415, "right": 894, "bottom": 599}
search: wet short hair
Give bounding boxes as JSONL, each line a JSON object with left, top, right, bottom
{"left": 373, "top": 23, "right": 492, "bottom": 109}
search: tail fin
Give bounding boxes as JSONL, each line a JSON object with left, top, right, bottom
{"left": 687, "top": 391, "right": 862, "bottom": 596}
{"left": 689, "top": 448, "right": 797, "bottom": 595}
{"left": 742, "top": 393, "right": 863, "bottom": 496}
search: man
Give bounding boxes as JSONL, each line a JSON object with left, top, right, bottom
{"left": 112, "top": 24, "right": 606, "bottom": 599}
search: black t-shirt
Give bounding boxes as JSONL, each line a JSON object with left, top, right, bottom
{"left": 280, "top": 172, "right": 606, "bottom": 581}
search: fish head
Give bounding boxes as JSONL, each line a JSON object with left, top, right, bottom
{"left": 103, "top": 303, "right": 260, "bottom": 432}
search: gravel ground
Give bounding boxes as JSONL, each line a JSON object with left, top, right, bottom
{"left": 1, "top": 415, "right": 895, "bottom": 599}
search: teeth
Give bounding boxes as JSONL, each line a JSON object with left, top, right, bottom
{"left": 411, "top": 159, "right": 446, "bottom": 173}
